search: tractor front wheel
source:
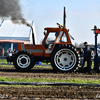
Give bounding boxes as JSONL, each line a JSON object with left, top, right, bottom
{"left": 13, "top": 51, "right": 35, "bottom": 72}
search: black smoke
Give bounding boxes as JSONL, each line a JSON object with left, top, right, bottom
{"left": 0, "top": 0, "right": 30, "bottom": 26}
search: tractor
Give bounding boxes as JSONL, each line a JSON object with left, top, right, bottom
{"left": 7, "top": 7, "right": 80, "bottom": 72}
{"left": 12, "top": 23, "right": 80, "bottom": 72}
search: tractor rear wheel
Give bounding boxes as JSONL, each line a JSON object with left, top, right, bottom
{"left": 13, "top": 51, "right": 35, "bottom": 72}
{"left": 51, "top": 45, "right": 80, "bottom": 72}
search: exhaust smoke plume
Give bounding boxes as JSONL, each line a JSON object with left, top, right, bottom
{"left": 0, "top": 0, "right": 31, "bottom": 27}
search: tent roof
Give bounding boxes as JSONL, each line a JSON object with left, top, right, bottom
{"left": 0, "top": 20, "right": 34, "bottom": 41}
{"left": 0, "top": 39, "right": 29, "bottom": 44}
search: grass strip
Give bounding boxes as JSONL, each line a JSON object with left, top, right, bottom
{"left": 34, "top": 65, "right": 52, "bottom": 68}
{"left": 0, "top": 84, "right": 53, "bottom": 87}
{"left": 0, "top": 65, "right": 14, "bottom": 67}
{"left": 0, "top": 65, "right": 52, "bottom": 68}
{"left": 0, "top": 77, "right": 100, "bottom": 84}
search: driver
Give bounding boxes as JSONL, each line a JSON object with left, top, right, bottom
{"left": 45, "top": 32, "right": 59, "bottom": 48}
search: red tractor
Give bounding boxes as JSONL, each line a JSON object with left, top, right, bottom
{"left": 12, "top": 22, "right": 80, "bottom": 72}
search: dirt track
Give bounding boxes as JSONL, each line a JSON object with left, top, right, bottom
{"left": 0, "top": 66, "right": 100, "bottom": 99}
{"left": 0, "top": 66, "right": 100, "bottom": 80}
{"left": 0, "top": 86, "right": 100, "bottom": 100}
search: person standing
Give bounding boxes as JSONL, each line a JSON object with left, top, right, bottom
{"left": 79, "top": 48, "right": 84, "bottom": 57}
{"left": 97, "top": 46, "right": 100, "bottom": 57}
{"left": 2, "top": 48, "right": 4, "bottom": 56}
{"left": 12, "top": 48, "right": 16, "bottom": 55}
{"left": 82, "top": 42, "right": 91, "bottom": 72}
{"left": 79, "top": 48, "right": 84, "bottom": 65}
{"left": 7, "top": 48, "right": 12, "bottom": 64}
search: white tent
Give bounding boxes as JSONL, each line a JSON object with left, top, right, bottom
{"left": 0, "top": 20, "right": 37, "bottom": 44}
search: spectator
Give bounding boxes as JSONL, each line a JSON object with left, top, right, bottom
{"left": 82, "top": 42, "right": 91, "bottom": 72}
{"left": 2, "top": 48, "right": 4, "bottom": 56}
{"left": 97, "top": 46, "right": 100, "bottom": 57}
{"left": 7, "top": 48, "right": 12, "bottom": 56}
{"left": 7, "top": 48, "right": 12, "bottom": 64}
{"left": 12, "top": 48, "right": 16, "bottom": 56}
{"left": 79, "top": 48, "right": 84, "bottom": 65}
{"left": 79, "top": 48, "right": 84, "bottom": 57}
{"left": 91, "top": 50, "right": 94, "bottom": 59}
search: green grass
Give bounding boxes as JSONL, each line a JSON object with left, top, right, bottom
{"left": 0, "top": 84, "right": 54, "bottom": 87}
{"left": 0, "top": 59, "right": 7, "bottom": 63}
{"left": 0, "top": 77, "right": 100, "bottom": 85}
{"left": 34, "top": 65, "right": 52, "bottom": 68}
{"left": 84, "top": 61, "right": 94, "bottom": 67}
{"left": 0, "top": 60, "right": 98, "bottom": 87}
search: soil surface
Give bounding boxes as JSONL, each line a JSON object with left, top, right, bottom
{"left": 0, "top": 66, "right": 100, "bottom": 99}
{"left": 0, "top": 86, "right": 100, "bottom": 100}
{"left": 0, "top": 66, "right": 100, "bottom": 80}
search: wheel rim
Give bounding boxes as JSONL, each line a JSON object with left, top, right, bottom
{"left": 17, "top": 54, "right": 31, "bottom": 68}
{"left": 54, "top": 48, "right": 77, "bottom": 71}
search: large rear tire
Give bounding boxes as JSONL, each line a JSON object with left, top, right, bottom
{"left": 13, "top": 51, "right": 35, "bottom": 72}
{"left": 51, "top": 45, "right": 80, "bottom": 72}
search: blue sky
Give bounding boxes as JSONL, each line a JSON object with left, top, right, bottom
{"left": 3, "top": 0, "right": 100, "bottom": 45}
